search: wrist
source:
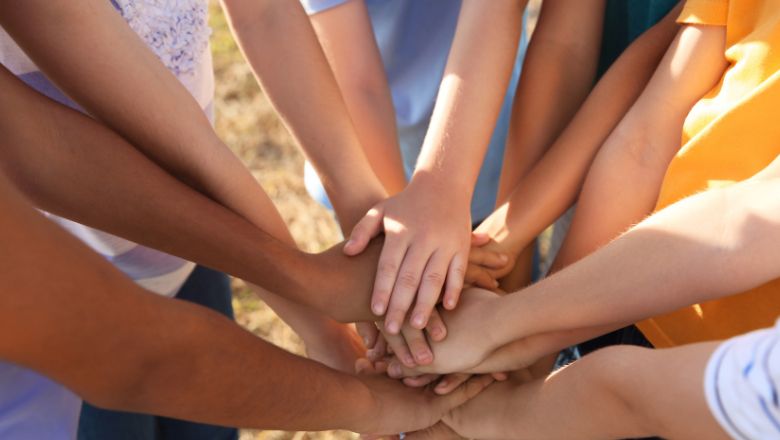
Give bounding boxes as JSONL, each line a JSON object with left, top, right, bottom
{"left": 340, "top": 376, "right": 380, "bottom": 434}
{"left": 407, "top": 171, "right": 473, "bottom": 208}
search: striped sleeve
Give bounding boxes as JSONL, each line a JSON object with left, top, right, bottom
{"left": 678, "top": 0, "right": 729, "bottom": 26}
{"left": 704, "top": 320, "right": 780, "bottom": 440}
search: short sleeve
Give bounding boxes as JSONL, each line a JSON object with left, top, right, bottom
{"left": 300, "top": 0, "right": 349, "bottom": 15}
{"left": 677, "top": 0, "right": 728, "bottom": 26}
{"left": 704, "top": 320, "right": 780, "bottom": 440}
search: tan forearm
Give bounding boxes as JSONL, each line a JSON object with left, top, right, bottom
{"left": 497, "top": 0, "right": 606, "bottom": 201}
{"left": 0, "top": 173, "right": 373, "bottom": 432}
{"left": 477, "top": 4, "right": 682, "bottom": 255}
{"left": 413, "top": 0, "right": 526, "bottom": 196}
{"left": 221, "top": 0, "right": 386, "bottom": 232}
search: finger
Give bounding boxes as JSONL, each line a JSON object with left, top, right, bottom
{"left": 491, "top": 372, "right": 508, "bottom": 381}
{"left": 402, "top": 374, "right": 440, "bottom": 388}
{"left": 367, "top": 333, "right": 388, "bottom": 362}
{"left": 464, "top": 265, "right": 499, "bottom": 290}
{"left": 434, "top": 373, "right": 472, "bottom": 395}
{"left": 470, "top": 232, "right": 491, "bottom": 246}
{"left": 468, "top": 246, "right": 510, "bottom": 270}
{"left": 344, "top": 206, "right": 384, "bottom": 256}
{"left": 372, "top": 235, "right": 409, "bottom": 318}
{"left": 436, "top": 374, "right": 495, "bottom": 413}
{"left": 425, "top": 309, "right": 447, "bottom": 342}
{"left": 402, "top": 325, "right": 433, "bottom": 365}
{"left": 383, "top": 330, "right": 416, "bottom": 368}
{"left": 384, "top": 247, "right": 430, "bottom": 334}
{"left": 409, "top": 251, "right": 449, "bottom": 329}
{"left": 442, "top": 251, "right": 468, "bottom": 310}
{"left": 357, "top": 321, "right": 380, "bottom": 349}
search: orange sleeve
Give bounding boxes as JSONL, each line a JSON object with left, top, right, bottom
{"left": 677, "top": 0, "right": 728, "bottom": 26}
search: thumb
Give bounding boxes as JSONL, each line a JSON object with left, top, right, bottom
{"left": 344, "top": 206, "right": 385, "bottom": 256}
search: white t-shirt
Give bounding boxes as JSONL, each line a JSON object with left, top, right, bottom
{"left": 0, "top": 1, "right": 213, "bottom": 438}
{"left": 705, "top": 319, "right": 780, "bottom": 440}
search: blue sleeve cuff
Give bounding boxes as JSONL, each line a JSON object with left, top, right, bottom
{"left": 300, "top": 0, "right": 349, "bottom": 15}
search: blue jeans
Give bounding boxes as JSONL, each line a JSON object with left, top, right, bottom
{"left": 78, "top": 265, "right": 239, "bottom": 440}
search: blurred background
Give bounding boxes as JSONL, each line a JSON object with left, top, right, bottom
{"left": 207, "top": 2, "right": 540, "bottom": 438}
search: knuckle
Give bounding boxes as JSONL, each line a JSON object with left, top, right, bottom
{"left": 377, "top": 261, "right": 399, "bottom": 276}
{"left": 397, "top": 271, "right": 420, "bottom": 290}
{"left": 422, "top": 270, "right": 445, "bottom": 286}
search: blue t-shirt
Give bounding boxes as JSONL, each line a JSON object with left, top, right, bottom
{"left": 302, "top": 0, "right": 527, "bottom": 221}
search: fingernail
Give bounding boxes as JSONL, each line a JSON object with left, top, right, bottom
{"left": 436, "top": 380, "right": 449, "bottom": 390}
{"left": 402, "top": 354, "right": 415, "bottom": 367}
{"left": 412, "top": 313, "right": 426, "bottom": 328}
{"left": 389, "top": 363, "right": 402, "bottom": 377}
{"left": 416, "top": 350, "right": 432, "bottom": 364}
{"left": 385, "top": 321, "right": 400, "bottom": 334}
{"left": 446, "top": 299, "right": 456, "bottom": 309}
{"left": 499, "top": 254, "right": 509, "bottom": 262}
{"left": 494, "top": 279, "right": 500, "bottom": 288}
{"left": 345, "top": 239, "right": 354, "bottom": 248}
{"left": 429, "top": 327, "right": 442, "bottom": 340}
{"left": 372, "top": 302, "right": 386, "bottom": 315}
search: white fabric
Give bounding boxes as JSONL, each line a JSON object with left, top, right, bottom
{"left": 705, "top": 319, "right": 780, "bottom": 440}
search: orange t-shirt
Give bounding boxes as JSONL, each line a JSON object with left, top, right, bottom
{"left": 637, "top": 0, "right": 780, "bottom": 348}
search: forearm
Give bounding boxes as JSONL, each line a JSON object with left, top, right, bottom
{"left": 496, "top": 176, "right": 780, "bottom": 344}
{"left": 0, "top": 0, "right": 289, "bottom": 241}
{"left": 496, "top": 0, "right": 605, "bottom": 201}
{"left": 309, "top": 0, "right": 407, "bottom": 197}
{"left": 0, "top": 66, "right": 382, "bottom": 320}
{"left": 449, "top": 343, "right": 725, "bottom": 440}
{"left": 0, "top": 178, "right": 372, "bottom": 432}
{"left": 477, "top": 5, "right": 681, "bottom": 255}
{"left": 221, "top": 0, "right": 387, "bottom": 231}
{"left": 412, "top": 0, "right": 525, "bottom": 197}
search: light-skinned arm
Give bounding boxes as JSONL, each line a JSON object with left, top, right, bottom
{"left": 476, "top": 3, "right": 682, "bottom": 258}
{"left": 420, "top": 343, "right": 728, "bottom": 440}
{"left": 388, "top": 153, "right": 780, "bottom": 376}
{"left": 547, "top": 22, "right": 727, "bottom": 271}
{"left": 344, "top": 0, "right": 527, "bottom": 336}
{"left": 305, "top": 0, "right": 407, "bottom": 197}
{"left": 220, "top": 0, "right": 389, "bottom": 231}
{"left": 0, "top": 170, "right": 495, "bottom": 436}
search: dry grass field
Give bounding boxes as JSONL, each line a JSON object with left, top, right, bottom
{"left": 207, "top": 2, "right": 540, "bottom": 439}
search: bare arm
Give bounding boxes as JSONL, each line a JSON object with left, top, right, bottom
{"left": 389, "top": 154, "right": 780, "bottom": 375}
{"left": 496, "top": 0, "right": 606, "bottom": 202}
{"left": 477, "top": 4, "right": 682, "bottom": 256}
{"left": 439, "top": 343, "right": 727, "bottom": 440}
{"left": 0, "top": 63, "right": 380, "bottom": 324}
{"left": 0, "top": 171, "right": 492, "bottom": 435}
{"left": 221, "top": 0, "right": 388, "bottom": 231}
{"left": 344, "top": 0, "right": 527, "bottom": 336}
{"left": 307, "top": 0, "right": 407, "bottom": 196}
{"left": 548, "top": 23, "right": 727, "bottom": 270}
{"left": 0, "top": 0, "right": 294, "bottom": 243}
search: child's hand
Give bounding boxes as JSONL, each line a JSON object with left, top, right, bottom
{"left": 383, "top": 288, "right": 505, "bottom": 377}
{"left": 465, "top": 232, "right": 514, "bottom": 289}
{"left": 342, "top": 181, "right": 473, "bottom": 335}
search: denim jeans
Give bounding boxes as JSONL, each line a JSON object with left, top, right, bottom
{"left": 78, "top": 265, "right": 238, "bottom": 440}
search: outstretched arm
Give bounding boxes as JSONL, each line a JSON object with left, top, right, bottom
{"left": 221, "top": 0, "right": 389, "bottom": 231}
{"left": 477, "top": 3, "right": 682, "bottom": 257}
{"left": 0, "top": 171, "right": 492, "bottom": 435}
{"left": 0, "top": 0, "right": 297, "bottom": 243}
{"left": 436, "top": 343, "right": 727, "bottom": 440}
{"left": 344, "top": 0, "right": 527, "bottom": 336}
{"left": 389, "top": 154, "right": 780, "bottom": 375}
{"left": 0, "top": 64, "right": 379, "bottom": 324}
